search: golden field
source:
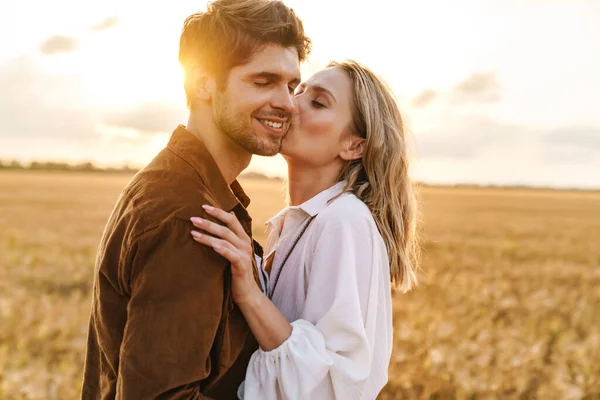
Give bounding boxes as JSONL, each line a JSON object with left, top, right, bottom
{"left": 0, "top": 171, "right": 598, "bottom": 400}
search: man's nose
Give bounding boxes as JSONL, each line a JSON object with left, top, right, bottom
{"left": 271, "top": 85, "right": 295, "bottom": 115}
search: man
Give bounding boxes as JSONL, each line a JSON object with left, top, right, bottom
{"left": 82, "top": 1, "right": 311, "bottom": 398}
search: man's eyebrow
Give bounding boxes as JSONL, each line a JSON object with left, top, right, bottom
{"left": 249, "top": 72, "right": 280, "bottom": 80}
{"left": 249, "top": 72, "right": 301, "bottom": 85}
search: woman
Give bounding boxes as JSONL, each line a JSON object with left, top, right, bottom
{"left": 190, "top": 60, "right": 419, "bottom": 399}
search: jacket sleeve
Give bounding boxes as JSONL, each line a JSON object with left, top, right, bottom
{"left": 116, "top": 217, "right": 228, "bottom": 399}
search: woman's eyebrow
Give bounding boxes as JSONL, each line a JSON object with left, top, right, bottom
{"left": 311, "top": 85, "right": 336, "bottom": 103}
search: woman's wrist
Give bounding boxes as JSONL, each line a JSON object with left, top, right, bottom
{"left": 235, "top": 285, "right": 293, "bottom": 351}
{"left": 235, "top": 284, "right": 265, "bottom": 310}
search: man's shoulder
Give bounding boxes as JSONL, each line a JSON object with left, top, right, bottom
{"left": 112, "top": 148, "right": 213, "bottom": 238}
{"left": 140, "top": 147, "right": 212, "bottom": 196}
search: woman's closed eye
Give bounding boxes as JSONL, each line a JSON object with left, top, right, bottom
{"left": 311, "top": 99, "right": 326, "bottom": 109}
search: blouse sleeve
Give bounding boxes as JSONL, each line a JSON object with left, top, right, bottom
{"left": 242, "top": 208, "right": 392, "bottom": 399}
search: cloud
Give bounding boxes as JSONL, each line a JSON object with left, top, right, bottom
{"left": 0, "top": 57, "right": 98, "bottom": 141}
{"left": 414, "top": 114, "right": 600, "bottom": 167}
{"left": 450, "top": 71, "right": 501, "bottom": 105}
{"left": 104, "top": 100, "right": 187, "bottom": 135}
{"left": 410, "top": 71, "right": 501, "bottom": 110}
{"left": 39, "top": 35, "right": 78, "bottom": 55}
{"left": 541, "top": 146, "right": 597, "bottom": 164}
{"left": 0, "top": 57, "right": 165, "bottom": 166}
{"left": 415, "top": 116, "right": 523, "bottom": 159}
{"left": 539, "top": 127, "right": 600, "bottom": 164}
{"left": 89, "top": 17, "right": 119, "bottom": 32}
{"left": 411, "top": 89, "right": 437, "bottom": 108}
{"left": 0, "top": 54, "right": 183, "bottom": 141}
{"left": 541, "top": 127, "right": 600, "bottom": 150}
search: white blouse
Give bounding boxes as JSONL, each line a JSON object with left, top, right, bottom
{"left": 239, "top": 182, "right": 393, "bottom": 400}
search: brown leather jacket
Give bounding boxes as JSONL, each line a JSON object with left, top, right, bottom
{"left": 82, "top": 125, "right": 261, "bottom": 399}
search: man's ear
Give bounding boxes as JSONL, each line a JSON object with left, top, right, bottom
{"left": 190, "top": 66, "right": 216, "bottom": 102}
{"left": 340, "top": 136, "right": 365, "bottom": 161}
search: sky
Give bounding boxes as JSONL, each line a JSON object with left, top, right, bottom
{"left": 1, "top": 0, "right": 599, "bottom": 188}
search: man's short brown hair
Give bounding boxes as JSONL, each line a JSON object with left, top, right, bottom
{"left": 179, "top": 0, "right": 311, "bottom": 107}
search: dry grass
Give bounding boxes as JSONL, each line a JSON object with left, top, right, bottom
{"left": 0, "top": 171, "right": 598, "bottom": 399}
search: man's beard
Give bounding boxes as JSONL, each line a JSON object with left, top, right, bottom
{"left": 213, "top": 92, "right": 283, "bottom": 157}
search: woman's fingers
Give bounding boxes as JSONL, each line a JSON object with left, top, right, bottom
{"left": 191, "top": 229, "right": 219, "bottom": 248}
{"left": 191, "top": 230, "right": 239, "bottom": 259}
{"left": 191, "top": 230, "right": 246, "bottom": 269}
{"left": 202, "top": 205, "right": 249, "bottom": 245}
{"left": 212, "top": 241, "right": 242, "bottom": 266}
{"left": 190, "top": 216, "right": 244, "bottom": 249}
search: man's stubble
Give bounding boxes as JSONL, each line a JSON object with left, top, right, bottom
{"left": 213, "top": 91, "right": 284, "bottom": 157}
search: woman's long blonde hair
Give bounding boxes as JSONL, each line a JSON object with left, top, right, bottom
{"left": 330, "top": 60, "right": 419, "bottom": 293}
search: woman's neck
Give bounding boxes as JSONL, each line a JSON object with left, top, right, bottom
{"left": 286, "top": 160, "right": 342, "bottom": 206}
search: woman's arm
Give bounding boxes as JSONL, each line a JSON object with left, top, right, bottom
{"left": 236, "top": 287, "right": 293, "bottom": 351}
{"left": 190, "top": 205, "right": 292, "bottom": 351}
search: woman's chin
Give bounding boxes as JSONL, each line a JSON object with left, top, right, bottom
{"left": 280, "top": 138, "right": 306, "bottom": 162}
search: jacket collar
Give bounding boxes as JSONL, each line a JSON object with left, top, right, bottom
{"left": 167, "top": 125, "right": 250, "bottom": 212}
